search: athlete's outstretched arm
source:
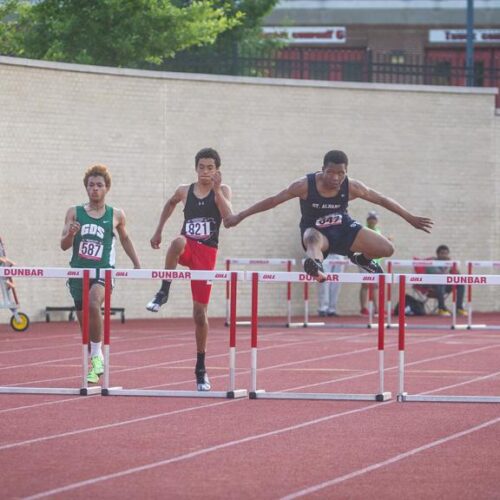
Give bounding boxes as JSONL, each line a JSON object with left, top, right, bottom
{"left": 349, "top": 179, "right": 434, "bottom": 233}
{"left": 60, "top": 207, "right": 80, "bottom": 251}
{"left": 116, "top": 209, "right": 141, "bottom": 268}
{"left": 150, "top": 185, "right": 187, "bottom": 249}
{"left": 226, "top": 178, "right": 306, "bottom": 228}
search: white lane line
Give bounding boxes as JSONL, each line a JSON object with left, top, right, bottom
{"left": 281, "top": 415, "right": 500, "bottom": 499}
{"left": 24, "top": 402, "right": 386, "bottom": 499}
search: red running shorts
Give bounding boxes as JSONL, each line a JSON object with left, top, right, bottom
{"left": 178, "top": 238, "right": 218, "bottom": 304}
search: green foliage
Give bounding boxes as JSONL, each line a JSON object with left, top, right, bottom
{"left": 0, "top": 0, "right": 243, "bottom": 67}
{"left": 198, "top": 0, "right": 280, "bottom": 51}
{"left": 167, "top": 0, "right": 281, "bottom": 75}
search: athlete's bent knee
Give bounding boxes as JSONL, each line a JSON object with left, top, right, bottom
{"left": 170, "top": 236, "right": 187, "bottom": 254}
{"left": 380, "top": 241, "right": 395, "bottom": 258}
{"left": 303, "top": 229, "right": 322, "bottom": 247}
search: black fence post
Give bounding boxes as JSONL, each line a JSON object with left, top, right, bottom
{"left": 365, "top": 49, "right": 373, "bottom": 83}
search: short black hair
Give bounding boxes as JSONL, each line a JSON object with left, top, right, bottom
{"left": 436, "top": 245, "right": 449, "bottom": 254}
{"left": 323, "top": 150, "right": 348, "bottom": 167}
{"left": 195, "top": 148, "right": 221, "bottom": 168}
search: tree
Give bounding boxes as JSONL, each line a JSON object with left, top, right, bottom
{"left": 0, "top": 0, "right": 243, "bottom": 67}
{"left": 167, "top": 0, "right": 281, "bottom": 75}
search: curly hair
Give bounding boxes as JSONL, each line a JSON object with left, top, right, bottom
{"left": 83, "top": 164, "right": 111, "bottom": 188}
{"left": 195, "top": 148, "right": 221, "bottom": 168}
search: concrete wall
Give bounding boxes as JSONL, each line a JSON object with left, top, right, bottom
{"left": 0, "top": 56, "right": 498, "bottom": 324}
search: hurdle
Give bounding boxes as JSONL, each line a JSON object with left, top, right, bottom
{"left": 101, "top": 268, "right": 248, "bottom": 399}
{"left": 224, "top": 258, "right": 295, "bottom": 327}
{"left": 464, "top": 261, "right": 500, "bottom": 329}
{"left": 0, "top": 267, "right": 101, "bottom": 396}
{"left": 397, "top": 273, "right": 500, "bottom": 403}
{"left": 386, "top": 259, "right": 460, "bottom": 329}
{"left": 248, "top": 271, "right": 392, "bottom": 401}
{"left": 296, "top": 257, "right": 379, "bottom": 328}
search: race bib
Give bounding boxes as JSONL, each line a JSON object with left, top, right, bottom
{"left": 315, "top": 213, "right": 343, "bottom": 229}
{"left": 185, "top": 218, "right": 213, "bottom": 240}
{"left": 78, "top": 239, "right": 103, "bottom": 261}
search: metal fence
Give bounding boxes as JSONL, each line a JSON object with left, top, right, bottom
{"left": 161, "top": 48, "right": 500, "bottom": 107}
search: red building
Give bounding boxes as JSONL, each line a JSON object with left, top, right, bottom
{"left": 264, "top": 1, "right": 500, "bottom": 106}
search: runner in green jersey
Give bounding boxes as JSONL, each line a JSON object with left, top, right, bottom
{"left": 61, "top": 164, "right": 141, "bottom": 384}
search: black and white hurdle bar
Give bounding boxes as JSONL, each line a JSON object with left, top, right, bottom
{"left": 397, "top": 273, "right": 500, "bottom": 403}
{"left": 0, "top": 267, "right": 101, "bottom": 396}
{"left": 248, "top": 271, "right": 392, "bottom": 401}
{"left": 101, "top": 268, "right": 248, "bottom": 398}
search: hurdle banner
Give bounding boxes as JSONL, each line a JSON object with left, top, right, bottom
{"left": 101, "top": 269, "right": 247, "bottom": 399}
{"left": 397, "top": 273, "right": 500, "bottom": 403}
{"left": 224, "top": 258, "right": 296, "bottom": 327}
{"left": 0, "top": 267, "right": 101, "bottom": 396}
{"left": 386, "top": 259, "right": 460, "bottom": 329}
{"left": 465, "top": 261, "right": 500, "bottom": 329}
{"left": 295, "top": 258, "right": 382, "bottom": 329}
{"left": 248, "top": 271, "right": 392, "bottom": 401}
{"left": 295, "top": 258, "right": 345, "bottom": 328}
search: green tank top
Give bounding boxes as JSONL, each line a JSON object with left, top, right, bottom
{"left": 70, "top": 205, "right": 116, "bottom": 269}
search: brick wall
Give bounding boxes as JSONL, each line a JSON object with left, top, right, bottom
{"left": 0, "top": 57, "right": 498, "bottom": 323}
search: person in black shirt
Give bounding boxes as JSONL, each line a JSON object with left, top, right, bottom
{"left": 426, "top": 244, "right": 467, "bottom": 317}
{"left": 226, "top": 150, "right": 432, "bottom": 281}
{"left": 146, "top": 148, "right": 233, "bottom": 391}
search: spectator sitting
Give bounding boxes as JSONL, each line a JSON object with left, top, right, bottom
{"left": 426, "top": 244, "right": 467, "bottom": 317}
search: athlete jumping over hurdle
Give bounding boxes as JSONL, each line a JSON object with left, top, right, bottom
{"left": 226, "top": 150, "right": 433, "bottom": 282}
{"left": 61, "top": 164, "right": 141, "bottom": 384}
{"left": 146, "top": 148, "right": 233, "bottom": 391}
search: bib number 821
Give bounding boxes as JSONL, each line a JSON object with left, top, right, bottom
{"left": 185, "top": 219, "right": 211, "bottom": 240}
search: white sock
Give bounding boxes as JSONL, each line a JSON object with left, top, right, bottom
{"left": 90, "top": 341, "right": 103, "bottom": 359}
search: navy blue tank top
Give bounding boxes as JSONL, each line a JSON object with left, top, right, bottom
{"left": 181, "top": 184, "right": 222, "bottom": 248}
{"left": 299, "top": 173, "right": 350, "bottom": 230}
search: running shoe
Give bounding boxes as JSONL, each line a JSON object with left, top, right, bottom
{"left": 87, "top": 356, "right": 104, "bottom": 384}
{"left": 146, "top": 290, "right": 169, "bottom": 312}
{"left": 457, "top": 308, "right": 468, "bottom": 317}
{"left": 196, "top": 371, "right": 211, "bottom": 391}
{"left": 303, "top": 258, "right": 326, "bottom": 282}
{"left": 437, "top": 308, "right": 451, "bottom": 317}
{"left": 350, "top": 253, "right": 383, "bottom": 273}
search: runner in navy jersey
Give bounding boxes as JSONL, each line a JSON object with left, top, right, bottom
{"left": 147, "top": 148, "right": 233, "bottom": 391}
{"left": 226, "top": 150, "right": 432, "bottom": 282}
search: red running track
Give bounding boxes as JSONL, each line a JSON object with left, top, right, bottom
{"left": 1, "top": 314, "right": 500, "bottom": 499}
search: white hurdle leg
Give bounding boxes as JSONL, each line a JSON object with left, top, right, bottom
{"left": 250, "top": 271, "right": 391, "bottom": 401}
{"left": 397, "top": 275, "right": 408, "bottom": 402}
{"left": 104, "top": 270, "right": 246, "bottom": 399}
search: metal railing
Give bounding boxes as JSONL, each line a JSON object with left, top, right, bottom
{"left": 161, "top": 48, "right": 500, "bottom": 107}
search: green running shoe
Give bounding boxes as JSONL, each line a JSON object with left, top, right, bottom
{"left": 87, "top": 356, "right": 104, "bottom": 384}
